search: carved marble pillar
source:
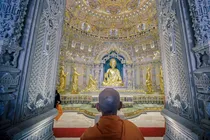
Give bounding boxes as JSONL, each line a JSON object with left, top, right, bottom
{"left": 188, "top": 1, "right": 210, "bottom": 134}
{"left": 127, "top": 65, "right": 132, "bottom": 89}
{"left": 135, "top": 65, "right": 140, "bottom": 89}
{"left": 139, "top": 66, "right": 144, "bottom": 89}
{"left": 132, "top": 65, "right": 136, "bottom": 89}
{"left": 157, "top": 0, "right": 208, "bottom": 139}
{"left": 0, "top": 0, "right": 65, "bottom": 139}
{"left": 83, "top": 65, "right": 87, "bottom": 88}
{"left": 123, "top": 64, "right": 127, "bottom": 86}
{"left": 142, "top": 65, "right": 147, "bottom": 88}
{"left": 86, "top": 65, "right": 91, "bottom": 85}
{"left": 155, "top": 63, "right": 160, "bottom": 88}
{"left": 132, "top": 65, "right": 135, "bottom": 89}
{"left": 151, "top": 64, "right": 156, "bottom": 90}
{"left": 0, "top": 1, "right": 29, "bottom": 134}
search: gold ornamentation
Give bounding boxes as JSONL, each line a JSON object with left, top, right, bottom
{"left": 146, "top": 66, "right": 153, "bottom": 94}
{"left": 85, "top": 74, "right": 98, "bottom": 91}
{"left": 70, "top": 67, "right": 82, "bottom": 94}
{"left": 102, "top": 58, "right": 124, "bottom": 86}
{"left": 86, "top": 0, "right": 140, "bottom": 15}
{"left": 58, "top": 66, "right": 68, "bottom": 93}
{"left": 159, "top": 66, "right": 164, "bottom": 94}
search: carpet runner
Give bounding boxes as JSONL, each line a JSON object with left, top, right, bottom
{"left": 53, "top": 127, "right": 165, "bottom": 137}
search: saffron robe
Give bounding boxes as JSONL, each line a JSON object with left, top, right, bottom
{"left": 55, "top": 104, "right": 63, "bottom": 121}
{"left": 81, "top": 115, "right": 144, "bottom": 140}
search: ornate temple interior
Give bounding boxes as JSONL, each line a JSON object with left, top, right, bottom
{"left": 0, "top": 0, "right": 210, "bottom": 140}
{"left": 58, "top": 0, "right": 163, "bottom": 118}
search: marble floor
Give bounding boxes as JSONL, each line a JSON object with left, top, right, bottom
{"left": 54, "top": 112, "right": 165, "bottom": 128}
{"left": 56, "top": 137, "right": 163, "bottom": 140}
{"left": 54, "top": 112, "right": 164, "bottom": 140}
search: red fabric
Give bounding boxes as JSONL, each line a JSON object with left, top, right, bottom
{"left": 53, "top": 127, "right": 165, "bottom": 138}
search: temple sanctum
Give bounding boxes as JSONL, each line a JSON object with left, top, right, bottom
{"left": 0, "top": 0, "right": 210, "bottom": 140}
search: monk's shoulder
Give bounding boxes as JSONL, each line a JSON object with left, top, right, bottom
{"left": 123, "top": 120, "right": 145, "bottom": 140}
{"left": 81, "top": 125, "right": 101, "bottom": 140}
{"left": 123, "top": 120, "right": 139, "bottom": 129}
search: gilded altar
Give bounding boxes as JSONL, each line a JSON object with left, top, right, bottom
{"left": 60, "top": 91, "right": 164, "bottom": 118}
{"left": 58, "top": 43, "right": 164, "bottom": 118}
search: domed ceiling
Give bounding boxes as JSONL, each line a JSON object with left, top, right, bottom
{"left": 65, "top": 0, "right": 157, "bottom": 38}
{"left": 61, "top": 0, "right": 160, "bottom": 64}
{"left": 85, "top": 0, "right": 140, "bottom": 15}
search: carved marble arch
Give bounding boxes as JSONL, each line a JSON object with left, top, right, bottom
{"left": 94, "top": 44, "right": 132, "bottom": 65}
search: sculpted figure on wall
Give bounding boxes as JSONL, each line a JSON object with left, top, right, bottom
{"left": 102, "top": 58, "right": 124, "bottom": 87}
{"left": 159, "top": 66, "right": 164, "bottom": 94}
{"left": 71, "top": 67, "right": 82, "bottom": 94}
{"left": 58, "top": 66, "right": 68, "bottom": 93}
{"left": 146, "top": 66, "right": 153, "bottom": 94}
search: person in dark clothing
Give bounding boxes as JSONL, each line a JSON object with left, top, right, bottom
{"left": 54, "top": 90, "right": 61, "bottom": 108}
{"left": 54, "top": 90, "right": 63, "bottom": 121}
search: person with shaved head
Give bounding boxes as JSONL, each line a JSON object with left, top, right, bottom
{"left": 81, "top": 88, "right": 145, "bottom": 140}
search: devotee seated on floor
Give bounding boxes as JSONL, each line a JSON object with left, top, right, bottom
{"left": 81, "top": 88, "right": 145, "bottom": 140}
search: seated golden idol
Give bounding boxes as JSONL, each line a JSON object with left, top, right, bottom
{"left": 102, "top": 58, "right": 124, "bottom": 87}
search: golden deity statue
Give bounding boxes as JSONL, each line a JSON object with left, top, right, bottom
{"left": 159, "top": 66, "right": 164, "bottom": 94}
{"left": 85, "top": 74, "right": 97, "bottom": 91}
{"left": 71, "top": 67, "right": 82, "bottom": 94}
{"left": 146, "top": 66, "right": 153, "bottom": 94}
{"left": 58, "top": 66, "right": 68, "bottom": 93}
{"left": 102, "top": 58, "right": 124, "bottom": 86}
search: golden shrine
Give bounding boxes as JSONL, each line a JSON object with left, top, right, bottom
{"left": 57, "top": 0, "right": 164, "bottom": 118}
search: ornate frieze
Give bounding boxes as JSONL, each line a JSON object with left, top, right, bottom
{"left": 22, "top": 0, "right": 65, "bottom": 120}
{"left": 188, "top": 0, "right": 210, "bottom": 47}
{"left": 158, "top": 0, "right": 193, "bottom": 121}
{"left": 193, "top": 46, "right": 210, "bottom": 69}
{"left": 0, "top": 0, "right": 29, "bottom": 129}
{"left": 189, "top": 0, "right": 210, "bottom": 131}
{"left": 194, "top": 71, "right": 210, "bottom": 94}
{"left": 164, "top": 116, "right": 200, "bottom": 140}
{"left": 194, "top": 69, "right": 210, "bottom": 130}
